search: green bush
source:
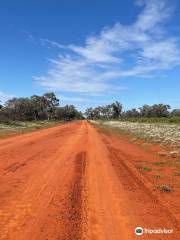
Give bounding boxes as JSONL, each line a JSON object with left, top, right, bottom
{"left": 120, "top": 116, "right": 180, "bottom": 124}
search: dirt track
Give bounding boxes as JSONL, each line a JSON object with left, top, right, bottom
{"left": 0, "top": 121, "right": 179, "bottom": 240}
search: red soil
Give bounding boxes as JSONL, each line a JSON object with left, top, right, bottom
{"left": 0, "top": 121, "right": 179, "bottom": 239}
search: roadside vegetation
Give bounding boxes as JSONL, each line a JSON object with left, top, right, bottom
{"left": 96, "top": 120, "right": 180, "bottom": 147}
{"left": 0, "top": 121, "right": 60, "bottom": 138}
{"left": 85, "top": 101, "right": 180, "bottom": 147}
{"left": 88, "top": 102, "right": 180, "bottom": 194}
{"left": 0, "top": 92, "right": 83, "bottom": 124}
{"left": 85, "top": 101, "right": 180, "bottom": 123}
{"left": 0, "top": 92, "right": 83, "bottom": 136}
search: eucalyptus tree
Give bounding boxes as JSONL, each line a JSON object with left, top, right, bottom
{"left": 111, "top": 101, "right": 123, "bottom": 118}
{"left": 171, "top": 109, "right": 180, "bottom": 116}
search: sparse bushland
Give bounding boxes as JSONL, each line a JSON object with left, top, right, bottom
{"left": 88, "top": 102, "right": 180, "bottom": 147}
{"left": 85, "top": 102, "right": 180, "bottom": 124}
{"left": 85, "top": 101, "right": 123, "bottom": 119}
{"left": 89, "top": 103, "right": 180, "bottom": 196}
{"left": 92, "top": 120, "right": 180, "bottom": 147}
{"left": 0, "top": 92, "right": 83, "bottom": 124}
{"left": 119, "top": 116, "right": 180, "bottom": 124}
{"left": 0, "top": 121, "right": 61, "bottom": 137}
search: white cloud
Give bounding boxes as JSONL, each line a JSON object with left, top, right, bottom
{"left": 21, "top": 30, "right": 35, "bottom": 42}
{"left": 69, "top": 35, "right": 121, "bottom": 63}
{"left": 59, "top": 95, "right": 91, "bottom": 103}
{"left": 34, "top": 0, "right": 180, "bottom": 96}
{"left": 0, "top": 91, "right": 15, "bottom": 103}
{"left": 135, "top": 0, "right": 172, "bottom": 31}
{"left": 39, "top": 38, "right": 66, "bottom": 49}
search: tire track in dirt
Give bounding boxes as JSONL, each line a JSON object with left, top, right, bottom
{"left": 0, "top": 123, "right": 73, "bottom": 151}
{"left": 61, "top": 151, "right": 87, "bottom": 240}
{"left": 106, "top": 144, "right": 179, "bottom": 228}
{"left": 101, "top": 128, "right": 180, "bottom": 239}
{"left": 30, "top": 151, "right": 87, "bottom": 240}
{"left": 0, "top": 121, "right": 179, "bottom": 240}
{"left": 0, "top": 121, "right": 88, "bottom": 240}
{"left": 85, "top": 123, "right": 179, "bottom": 240}
{"left": 85, "top": 124, "right": 132, "bottom": 240}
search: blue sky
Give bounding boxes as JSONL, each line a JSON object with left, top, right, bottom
{"left": 0, "top": 0, "right": 180, "bottom": 111}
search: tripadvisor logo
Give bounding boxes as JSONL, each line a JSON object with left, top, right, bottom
{"left": 135, "top": 227, "right": 173, "bottom": 236}
{"left": 135, "top": 227, "right": 143, "bottom": 236}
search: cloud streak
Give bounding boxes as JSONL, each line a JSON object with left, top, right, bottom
{"left": 0, "top": 91, "right": 15, "bottom": 103}
{"left": 34, "top": 0, "right": 180, "bottom": 96}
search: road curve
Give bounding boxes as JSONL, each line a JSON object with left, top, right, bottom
{"left": 0, "top": 121, "right": 179, "bottom": 240}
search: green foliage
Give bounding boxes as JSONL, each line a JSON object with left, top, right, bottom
{"left": 0, "top": 92, "right": 83, "bottom": 123}
{"left": 84, "top": 101, "right": 123, "bottom": 119}
{"left": 138, "top": 104, "right": 170, "bottom": 117}
{"left": 55, "top": 105, "right": 83, "bottom": 121}
{"left": 85, "top": 102, "right": 180, "bottom": 123}
{"left": 111, "top": 101, "right": 123, "bottom": 118}
{"left": 120, "top": 116, "right": 180, "bottom": 123}
{"left": 171, "top": 109, "right": 180, "bottom": 116}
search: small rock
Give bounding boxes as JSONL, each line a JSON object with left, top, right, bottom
{"left": 170, "top": 150, "right": 179, "bottom": 158}
{"left": 158, "top": 152, "right": 170, "bottom": 157}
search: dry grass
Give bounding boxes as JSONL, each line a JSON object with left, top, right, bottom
{"left": 0, "top": 121, "right": 61, "bottom": 138}
{"left": 157, "top": 184, "right": 173, "bottom": 192}
{"left": 92, "top": 120, "right": 180, "bottom": 148}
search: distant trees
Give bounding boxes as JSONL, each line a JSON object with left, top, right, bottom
{"left": 43, "top": 92, "right": 59, "bottom": 120}
{"left": 171, "top": 109, "right": 180, "bottom": 116}
{"left": 85, "top": 102, "right": 178, "bottom": 120}
{"left": 1, "top": 92, "right": 179, "bottom": 123}
{"left": 0, "top": 101, "right": 3, "bottom": 109}
{"left": 54, "top": 105, "right": 83, "bottom": 121}
{"left": 122, "top": 108, "right": 140, "bottom": 118}
{"left": 138, "top": 104, "right": 170, "bottom": 117}
{"left": 122, "top": 104, "right": 172, "bottom": 118}
{"left": 5, "top": 97, "right": 35, "bottom": 121}
{"left": 30, "top": 95, "right": 47, "bottom": 120}
{"left": 111, "top": 101, "right": 123, "bottom": 118}
{"left": 85, "top": 101, "right": 123, "bottom": 119}
{"left": 0, "top": 92, "right": 83, "bottom": 123}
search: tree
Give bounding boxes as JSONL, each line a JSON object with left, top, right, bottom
{"left": 105, "top": 104, "right": 113, "bottom": 119}
{"left": 5, "top": 97, "right": 35, "bottom": 121}
{"left": 111, "top": 101, "right": 122, "bottom": 118}
{"left": 30, "top": 95, "right": 46, "bottom": 120}
{"left": 139, "top": 104, "right": 170, "bottom": 117}
{"left": 139, "top": 105, "right": 152, "bottom": 117}
{"left": 54, "top": 105, "right": 83, "bottom": 121}
{"left": 151, "top": 104, "right": 170, "bottom": 117}
{"left": 43, "top": 92, "right": 59, "bottom": 120}
{"left": 0, "top": 92, "right": 81, "bottom": 123}
{"left": 84, "top": 101, "right": 123, "bottom": 119}
{"left": 171, "top": 109, "right": 180, "bottom": 116}
{"left": 61, "top": 105, "right": 82, "bottom": 120}
{"left": 124, "top": 108, "right": 140, "bottom": 118}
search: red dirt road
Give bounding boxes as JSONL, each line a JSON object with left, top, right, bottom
{"left": 0, "top": 121, "right": 179, "bottom": 240}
